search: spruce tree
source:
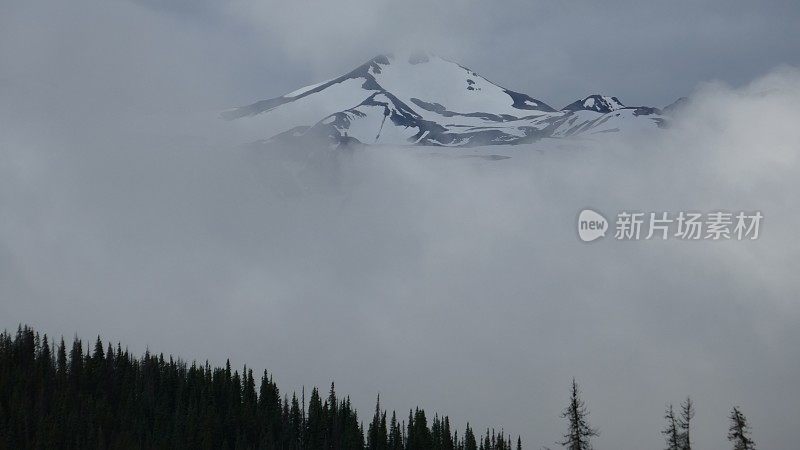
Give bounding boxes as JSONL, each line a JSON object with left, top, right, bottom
{"left": 408, "top": 408, "right": 431, "bottom": 450}
{"left": 431, "top": 414, "right": 442, "bottom": 450}
{"left": 307, "top": 387, "right": 325, "bottom": 450}
{"left": 442, "top": 416, "right": 454, "bottom": 450}
{"left": 727, "top": 406, "right": 755, "bottom": 450}
{"left": 679, "top": 397, "right": 694, "bottom": 450}
{"left": 368, "top": 394, "right": 388, "bottom": 450}
{"left": 558, "top": 378, "right": 598, "bottom": 450}
{"left": 464, "top": 423, "right": 478, "bottom": 450}
{"left": 388, "top": 411, "right": 403, "bottom": 450}
{"left": 662, "top": 404, "right": 680, "bottom": 450}
{"left": 326, "top": 382, "right": 339, "bottom": 449}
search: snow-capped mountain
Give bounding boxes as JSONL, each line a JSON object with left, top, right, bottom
{"left": 224, "top": 52, "right": 667, "bottom": 147}
{"left": 563, "top": 95, "right": 625, "bottom": 113}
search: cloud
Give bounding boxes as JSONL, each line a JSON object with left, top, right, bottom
{"left": 219, "top": 0, "right": 800, "bottom": 107}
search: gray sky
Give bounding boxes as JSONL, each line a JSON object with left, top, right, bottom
{"left": 133, "top": 0, "right": 800, "bottom": 109}
{"left": 2, "top": 1, "right": 800, "bottom": 449}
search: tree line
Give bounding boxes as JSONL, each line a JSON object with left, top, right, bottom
{"left": 0, "top": 325, "right": 757, "bottom": 449}
{"left": 0, "top": 325, "right": 519, "bottom": 449}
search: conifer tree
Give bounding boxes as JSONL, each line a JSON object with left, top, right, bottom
{"left": 388, "top": 411, "right": 403, "bottom": 450}
{"left": 327, "top": 382, "right": 339, "bottom": 449}
{"left": 442, "top": 416, "right": 454, "bottom": 450}
{"left": 662, "top": 404, "right": 681, "bottom": 450}
{"left": 407, "top": 409, "right": 414, "bottom": 450}
{"left": 433, "top": 415, "right": 442, "bottom": 450}
{"left": 727, "top": 406, "right": 755, "bottom": 450}
{"left": 679, "top": 397, "right": 694, "bottom": 450}
{"left": 464, "top": 423, "right": 478, "bottom": 450}
{"left": 56, "top": 337, "right": 67, "bottom": 380}
{"left": 368, "top": 394, "right": 388, "bottom": 450}
{"left": 559, "top": 378, "right": 598, "bottom": 450}
{"left": 408, "top": 408, "right": 431, "bottom": 450}
{"left": 307, "top": 387, "right": 325, "bottom": 449}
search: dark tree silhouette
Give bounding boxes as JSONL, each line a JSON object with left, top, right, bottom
{"left": 0, "top": 325, "right": 521, "bottom": 450}
{"left": 464, "top": 423, "right": 478, "bottom": 450}
{"left": 367, "top": 394, "right": 387, "bottom": 450}
{"left": 662, "top": 404, "right": 681, "bottom": 450}
{"left": 558, "top": 379, "right": 598, "bottom": 450}
{"left": 679, "top": 397, "right": 695, "bottom": 450}
{"left": 727, "top": 406, "right": 755, "bottom": 450}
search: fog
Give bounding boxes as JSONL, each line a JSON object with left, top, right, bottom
{"left": 2, "top": 0, "right": 800, "bottom": 449}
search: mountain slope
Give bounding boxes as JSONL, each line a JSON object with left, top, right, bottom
{"left": 224, "top": 52, "right": 667, "bottom": 147}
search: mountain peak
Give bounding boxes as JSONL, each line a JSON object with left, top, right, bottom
{"left": 383, "top": 50, "right": 437, "bottom": 65}
{"left": 224, "top": 55, "right": 666, "bottom": 147}
{"left": 364, "top": 51, "right": 438, "bottom": 69}
{"left": 563, "top": 95, "right": 625, "bottom": 113}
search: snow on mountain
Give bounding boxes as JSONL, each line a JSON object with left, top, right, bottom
{"left": 563, "top": 95, "right": 625, "bottom": 113}
{"left": 224, "top": 52, "right": 667, "bottom": 147}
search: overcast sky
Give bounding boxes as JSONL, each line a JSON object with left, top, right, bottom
{"left": 2, "top": 1, "right": 800, "bottom": 449}
{"left": 126, "top": 0, "right": 800, "bottom": 108}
